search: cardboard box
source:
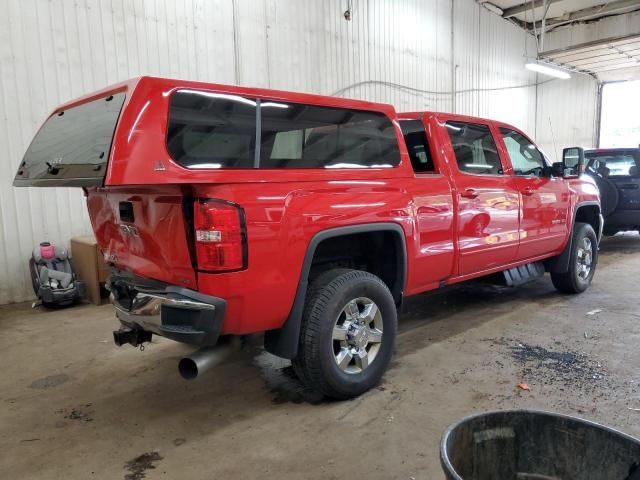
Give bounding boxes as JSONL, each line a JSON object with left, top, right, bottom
{"left": 70, "top": 235, "right": 110, "bottom": 305}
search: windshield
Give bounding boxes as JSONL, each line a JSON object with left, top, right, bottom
{"left": 14, "top": 92, "right": 126, "bottom": 187}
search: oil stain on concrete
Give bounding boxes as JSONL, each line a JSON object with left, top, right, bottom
{"left": 30, "top": 373, "right": 69, "bottom": 389}
{"left": 124, "top": 452, "right": 163, "bottom": 480}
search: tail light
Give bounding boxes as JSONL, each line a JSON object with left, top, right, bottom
{"left": 193, "top": 200, "right": 246, "bottom": 272}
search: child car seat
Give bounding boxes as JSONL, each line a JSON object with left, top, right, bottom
{"left": 29, "top": 242, "right": 86, "bottom": 306}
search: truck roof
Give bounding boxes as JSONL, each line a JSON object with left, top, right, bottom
{"left": 55, "top": 76, "right": 399, "bottom": 119}
{"left": 55, "top": 77, "right": 523, "bottom": 133}
{"left": 398, "top": 110, "right": 525, "bottom": 135}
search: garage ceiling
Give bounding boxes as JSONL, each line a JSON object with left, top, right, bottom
{"left": 490, "top": 0, "right": 640, "bottom": 30}
{"left": 482, "top": 0, "right": 640, "bottom": 81}
{"left": 540, "top": 34, "right": 640, "bottom": 81}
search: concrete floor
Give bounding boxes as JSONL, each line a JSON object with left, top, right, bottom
{"left": 2, "top": 234, "right": 640, "bottom": 479}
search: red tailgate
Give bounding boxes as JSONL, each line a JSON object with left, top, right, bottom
{"left": 87, "top": 186, "right": 197, "bottom": 290}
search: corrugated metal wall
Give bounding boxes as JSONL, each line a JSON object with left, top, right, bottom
{"left": 535, "top": 75, "right": 598, "bottom": 161}
{"left": 1, "top": 0, "right": 553, "bottom": 303}
{"left": 453, "top": 2, "right": 537, "bottom": 133}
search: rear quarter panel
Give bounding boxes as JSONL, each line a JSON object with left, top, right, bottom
{"left": 192, "top": 181, "right": 417, "bottom": 335}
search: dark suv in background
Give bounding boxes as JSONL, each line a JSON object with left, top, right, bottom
{"left": 585, "top": 148, "right": 640, "bottom": 236}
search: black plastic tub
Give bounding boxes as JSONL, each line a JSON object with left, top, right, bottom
{"left": 441, "top": 410, "right": 640, "bottom": 480}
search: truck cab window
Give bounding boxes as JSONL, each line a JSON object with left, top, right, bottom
{"left": 499, "top": 128, "right": 546, "bottom": 177}
{"left": 399, "top": 120, "right": 435, "bottom": 173}
{"left": 446, "top": 121, "right": 503, "bottom": 175}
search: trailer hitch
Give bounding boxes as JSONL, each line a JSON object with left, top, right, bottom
{"left": 113, "top": 326, "right": 152, "bottom": 347}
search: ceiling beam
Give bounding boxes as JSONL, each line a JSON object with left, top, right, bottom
{"left": 540, "top": 34, "right": 640, "bottom": 58}
{"left": 575, "top": 57, "right": 639, "bottom": 69}
{"left": 502, "top": 0, "right": 564, "bottom": 19}
{"left": 531, "top": 0, "right": 640, "bottom": 30}
{"left": 591, "top": 61, "right": 640, "bottom": 72}
{"left": 561, "top": 48, "right": 640, "bottom": 65}
{"left": 539, "top": 34, "right": 640, "bottom": 77}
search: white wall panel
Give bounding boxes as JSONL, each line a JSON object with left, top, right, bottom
{"left": 1, "top": 0, "right": 545, "bottom": 303}
{"left": 535, "top": 75, "right": 598, "bottom": 161}
{"left": 453, "top": 2, "right": 537, "bottom": 133}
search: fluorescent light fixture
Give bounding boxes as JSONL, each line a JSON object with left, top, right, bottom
{"left": 525, "top": 61, "right": 571, "bottom": 80}
{"left": 481, "top": 2, "right": 503, "bottom": 15}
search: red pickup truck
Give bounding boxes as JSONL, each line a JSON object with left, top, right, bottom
{"left": 14, "top": 76, "right": 602, "bottom": 399}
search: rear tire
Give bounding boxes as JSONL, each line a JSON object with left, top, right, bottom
{"left": 551, "top": 222, "right": 597, "bottom": 294}
{"left": 292, "top": 269, "right": 397, "bottom": 400}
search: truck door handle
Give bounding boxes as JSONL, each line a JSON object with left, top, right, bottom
{"left": 521, "top": 187, "right": 534, "bottom": 196}
{"left": 460, "top": 188, "right": 479, "bottom": 199}
{"left": 619, "top": 184, "right": 638, "bottom": 190}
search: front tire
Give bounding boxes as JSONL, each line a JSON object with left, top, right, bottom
{"left": 551, "top": 222, "right": 598, "bottom": 294}
{"left": 292, "top": 269, "right": 397, "bottom": 400}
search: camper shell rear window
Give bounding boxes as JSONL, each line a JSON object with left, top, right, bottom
{"left": 14, "top": 93, "right": 126, "bottom": 187}
{"left": 166, "top": 90, "right": 400, "bottom": 169}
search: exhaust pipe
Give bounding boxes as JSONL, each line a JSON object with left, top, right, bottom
{"left": 178, "top": 338, "right": 241, "bottom": 380}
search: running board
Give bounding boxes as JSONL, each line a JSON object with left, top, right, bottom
{"left": 502, "top": 262, "right": 545, "bottom": 286}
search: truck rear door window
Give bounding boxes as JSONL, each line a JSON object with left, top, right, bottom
{"left": 259, "top": 102, "right": 400, "bottom": 169}
{"left": 167, "top": 91, "right": 257, "bottom": 169}
{"left": 399, "top": 120, "right": 434, "bottom": 173}
{"left": 446, "top": 121, "right": 503, "bottom": 176}
{"left": 14, "top": 93, "right": 126, "bottom": 187}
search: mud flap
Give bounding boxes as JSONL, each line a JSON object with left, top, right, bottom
{"left": 503, "top": 262, "right": 545, "bottom": 286}
{"left": 545, "top": 232, "right": 575, "bottom": 275}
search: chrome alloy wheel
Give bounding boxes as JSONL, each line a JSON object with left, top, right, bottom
{"left": 332, "top": 297, "right": 383, "bottom": 374}
{"left": 576, "top": 237, "right": 593, "bottom": 280}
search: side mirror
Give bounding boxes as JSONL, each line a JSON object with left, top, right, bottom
{"left": 561, "top": 147, "right": 585, "bottom": 178}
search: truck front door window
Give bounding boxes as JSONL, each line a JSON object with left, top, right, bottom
{"left": 499, "top": 128, "right": 546, "bottom": 177}
{"left": 446, "top": 122, "right": 503, "bottom": 175}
